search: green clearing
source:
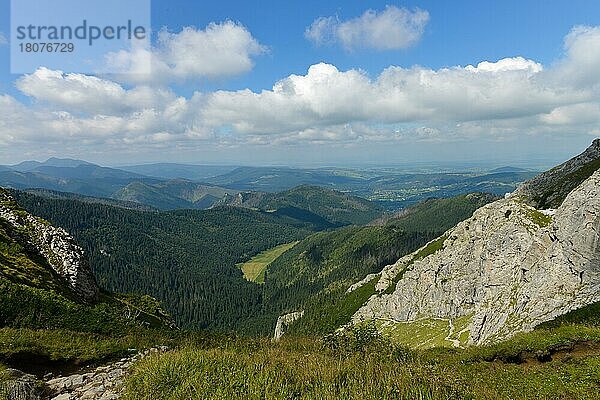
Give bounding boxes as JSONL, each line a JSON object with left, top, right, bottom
{"left": 378, "top": 314, "right": 473, "bottom": 349}
{"left": 237, "top": 242, "right": 299, "bottom": 283}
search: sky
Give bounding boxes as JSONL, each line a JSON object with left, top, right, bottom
{"left": 0, "top": 0, "right": 599, "bottom": 167}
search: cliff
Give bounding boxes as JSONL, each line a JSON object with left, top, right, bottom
{"left": 0, "top": 188, "right": 99, "bottom": 303}
{"left": 349, "top": 140, "right": 600, "bottom": 346}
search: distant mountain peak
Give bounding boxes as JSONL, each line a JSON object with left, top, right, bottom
{"left": 512, "top": 138, "right": 600, "bottom": 208}
{"left": 11, "top": 157, "right": 94, "bottom": 171}
{"left": 489, "top": 166, "right": 529, "bottom": 173}
{"left": 45, "top": 157, "right": 91, "bottom": 164}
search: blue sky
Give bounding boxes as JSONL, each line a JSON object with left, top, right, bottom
{"left": 0, "top": 1, "right": 599, "bottom": 166}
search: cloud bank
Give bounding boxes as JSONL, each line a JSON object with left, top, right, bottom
{"left": 1, "top": 25, "right": 600, "bottom": 159}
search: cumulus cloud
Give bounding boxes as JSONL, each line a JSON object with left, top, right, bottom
{"left": 106, "top": 21, "right": 266, "bottom": 84}
{"left": 8, "top": 68, "right": 197, "bottom": 149}
{"left": 0, "top": 92, "right": 193, "bottom": 145}
{"left": 198, "top": 56, "right": 586, "bottom": 135}
{"left": 16, "top": 68, "right": 183, "bottom": 115}
{"left": 0, "top": 32, "right": 7, "bottom": 45}
{"left": 550, "top": 25, "right": 600, "bottom": 89}
{"left": 465, "top": 57, "right": 543, "bottom": 74}
{"left": 1, "top": 25, "right": 600, "bottom": 156}
{"left": 305, "top": 6, "right": 429, "bottom": 50}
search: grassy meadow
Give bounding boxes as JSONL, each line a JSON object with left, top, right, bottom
{"left": 120, "top": 322, "right": 600, "bottom": 400}
{"left": 0, "top": 313, "right": 598, "bottom": 399}
{"left": 237, "top": 242, "right": 298, "bottom": 283}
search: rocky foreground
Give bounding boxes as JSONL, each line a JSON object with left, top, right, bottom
{"left": 1, "top": 347, "right": 167, "bottom": 400}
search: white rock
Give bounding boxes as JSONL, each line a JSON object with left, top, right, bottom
{"left": 352, "top": 169, "right": 600, "bottom": 345}
{"left": 273, "top": 311, "right": 304, "bottom": 340}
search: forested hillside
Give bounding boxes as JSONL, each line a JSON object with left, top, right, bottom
{"left": 11, "top": 191, "right": 314, "bottom": 330}
{"left": 0, "top": 188, "right": 173, "bottom": 335}
{"left": 375, "top": 192, "right": 499, "bottom": 230}
{"left": 9, "top": 189, "right": 496, "bottom": 334}
{"left": 243, "top": 193, "right": 496, "bottom": 335}
{"left": 113, "top": 180, "right": 238, "bottom": 210}
{"left": 219, "top": 185, "right": 386, "bottom": 226}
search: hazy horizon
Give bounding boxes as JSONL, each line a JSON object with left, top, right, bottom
{"left": 3, "top": 136, "right": 597, "bottom": 171}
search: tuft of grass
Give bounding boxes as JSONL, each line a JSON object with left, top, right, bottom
{"left": 123, "top": 342, "right": 462, "bottom": 400}
{"left": 525, "top": 208, "right": 552, "bottom": 228}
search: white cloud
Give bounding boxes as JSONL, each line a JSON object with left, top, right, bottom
{"left": 16, "top": 67, "right": 183, "bottom": 115}
{"left": 106, "top": 21, "right": 266, "bottom": 84}
{"left": 305, "top": 6, "right": 429, "bottom": 50}
{"left": 1, "top": 25, "right": 600, "bottom": 158}
{"left": 0, "top": 32, "right": 7, "bottom": 45}
{"left": 465, "top": 57, "right": 543, "bottom": 74}
{"left": 195, "top": 26, "right": 600, "bottom": 140}
{"left": 551, "top": 25, "right": 600, "bottom": 89}
{"left": 539, "top": 103, "right": 600, "bottom": 125}
{"left": 198, "top": 55, "right": 589, "bottom": 135}
{"left": 8, "top": 69, "right": 196, "bottom": 148}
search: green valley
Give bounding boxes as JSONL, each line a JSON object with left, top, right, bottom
{"left": 1, "top": 141, "right": 600, "bottom": 400}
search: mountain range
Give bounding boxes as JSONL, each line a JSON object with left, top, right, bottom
{"left": 0, "top": 141, "right": 599, "bottom": 399}
{"left": 0, "top": 158, "right": 537, "bottom": 211}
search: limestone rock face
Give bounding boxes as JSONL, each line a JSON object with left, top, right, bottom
{"left": 0, "top": 189, "right": 99, "bottom": 302}
{"left": 352, "top": 169, "right": 600, "bottom": 345}
{"left": 0, "top": 368, "right": 42, "bottom": 400}
{"left": 273, "top": 311, "right": 304, "bottom": 341}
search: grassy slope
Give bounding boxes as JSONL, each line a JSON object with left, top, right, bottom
{"left": 1, "top": 303, "right": 598, "bottom": 399}
{"left": 237, "top": 242, "right": 299, "bottom": 283}
{"left": 122, "top": 304, "right": 600, "bottom": 399}
{"left": 122, "top": 318, "right": 600, "bottom": 400}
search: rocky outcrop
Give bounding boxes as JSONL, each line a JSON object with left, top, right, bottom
{"left": 273, "top": 311, "right": 304, "bottom": 341}
{"left": 0, "top": 369, "right": 43, "bottom": 400}
{"left": 351, "top": 166, "right": 600, "bottom": 346}
{"left": 0, "top": 189, "right": 99, "bottom": 303}
{"left": 44, "top": 347, "right": 167, "bottom": 400}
